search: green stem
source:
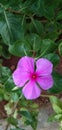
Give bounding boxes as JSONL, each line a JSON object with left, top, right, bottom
{"left": 5, "top": 123, "right": 9, "bottom": 130}
{"left": 35, "top": 47, "right": 49, "bottom": 60}
{"left": 41, "top": 94, "right": 58, "bottom": 98}
{"left": 31, "top": 17, "right": 39, "bottom": 34}
{"left": 41, "top": 94, "right": 51, "bottom": 98}
{"left": 23, "top": 47, "right": 27, "bottom": 56}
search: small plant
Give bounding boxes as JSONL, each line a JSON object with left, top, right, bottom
{"left": 0, "top": 0, "right": 62, "bottom": 130}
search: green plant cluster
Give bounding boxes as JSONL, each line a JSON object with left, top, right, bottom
{"left": 48, "top": 96, "right": 62, "bottom": 130}
{"left": 0, "top": 0, "right": 62, "bottom": 130}
{"left": 0, "top": 0, "right": 62, "bottom": 58}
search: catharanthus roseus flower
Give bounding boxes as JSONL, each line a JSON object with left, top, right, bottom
{"left": 13, "top": 56, "right": 53, "bottom": 100}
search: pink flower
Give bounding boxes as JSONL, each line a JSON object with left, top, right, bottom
{"left": 13, "top": 56, "right": 53, "bottom": 100}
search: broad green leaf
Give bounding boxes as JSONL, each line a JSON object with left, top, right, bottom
{"left": 50, "top": 96, "right": 62, "bottom": 110}
{"left": 48, "top": 72, "right": 62, "bottom": 93}
{"left": 9, "top": 36, "right": 58, "bottom": 58}
{"left": 50, "top": 96, "right": 62, "bottom": 114}
{"left": 0, "top": 66, "right": 15, "bottom": 92}
{"left": 39, "top": 39, "right": 57, "bottom": 57}
{"left": 0, "top": 21, "right": 11, "bottom": 44}
{"left": 31, "top": 0, "right": 45, "bottom": 16}
{"left": 9, "top": 34, "right": 42, "bottom": 57}
{"left": 25, "top": 36, "right": 57, "bottom": 57}
{"left": 25, "top": 34, "right": 42, "bottom": 51}
{"left": 9, "top": 40, "right": 31, "bottom": 56}
{"left": 52, "top": 104, "right": 62, "bottom": 114}
{"left": 0, "top": 66, "right": 11, "bottom": 83}
{"left": 4, "top": 76, "right": 15, "bottom": 91}
{"left": 0, "top": 12, "right": 24, "bottom": 45}
{"left": 44, "top": 0, "right": 62, "bottom": 19}
{"left": 19, "top": 110, "right": 32, "bottom": 122}
{"left": 29, "top": 19, "right": 44, "bottom": 35}
{"left": 44, "top": 22, "right": 59, "bottom": 40}
{"left": 43, "top": 53, "right": 60, "bottom": 66}
{"left": 0, "top": 7, "right": 4, "bottom": 13}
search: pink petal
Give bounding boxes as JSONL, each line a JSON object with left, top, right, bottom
{"left": 37, "top": 75, "right": 53, "bottom": 90}
{"left": 36, "top": 58, "right": 53, "bottom": 76}
{"left": 12, "top": 68, "right": 29, "bottom": 87}
{"left": 17, "top": 56, "right": 34, "bottom": 73}
{"left": 22, "top": 81, "right": 41, "bottom": 99}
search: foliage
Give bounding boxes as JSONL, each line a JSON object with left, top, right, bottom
{"left": 0, "top": 0, "right": 62, "bottom": 130}
{"left": 48, "top": 96, "right": 62, "bottom": 130}
{"left": 0, "top": 0, "right": 62, "bottom": 58}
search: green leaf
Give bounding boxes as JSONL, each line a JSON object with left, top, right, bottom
{"left": 43, "top": 53, "right": 60, "bottom": 66}
{"left": 0, "top": 66, "right": 15, "bottom": 93}
{"left": 31, "top": 0, "right": 45, "bottom": 16}
{"left": 9, "top": 34, "right": 42, "bottom": 57}
{"left": 0, "top": 21, "right": 10, "bottom": 45}
{"left": 52, "top": 104, "right": 62, "bottom": 114}
{"left": 56, "top": 11, "right": 62, "bottom": 20}
{"left": 9, "top": 40, "right": 31, "bottom": 56}
{"left": 7, "top": 117, "right": 18, "bottom": 126}
{"left": 19, "top": 110, "right": 32, "bottom": 122}
{"left": 4, "top": 76, "right": 15, "bottom": 91}
{"left": 48, "top": 114, "right": 56, "bottom": 122}
{"left": 30, "top": 19, "right": 44, "bottom": 35}
{"left": 48, "top": 72, "right": 62, "bottom": 93}
{"left": 11, "top": 92, "right": 19, "bottom": 102}
{"left": 2, "top": 45, "right": 11, "bottom": 59}
{"left": 48, "top": 113, "right": 62, "bottom": 122}
{"left": 44, "top": 22, "right": 59, "bottom": 40}
{"left": 0, "top": 7, "right": 4, "bottom": 13}
{"left": 59, "top": 42, "right": 62, "bottom": 55}
{"left": 39, "top": 39, "right": 57, "bottom": 57}
{"left": 0, "top": 87, "right": 5, "bottom": 101}
{"left": 54, "top": 114, "right": 62, "bottom": 120}
{"left": 50, "top": 96, "right": 62, "bottom": 111}
{"left": 50, "top": 96, "right": 62, "bottom": 105}
{"left": 0, "top": 12, "right": 24, "bottom": 45}
{"left": 25, "top": 34, "right": 42, "bottom": 51}
{"left": 0, "top": 66, "right": 11, "bottom": 83}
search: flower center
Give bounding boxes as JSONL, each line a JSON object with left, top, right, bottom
{"left": 32, "top": 74, "right": 36, "bottom": 78}
{"left": 31, "top": 73, "right": 37, "bottom": 80}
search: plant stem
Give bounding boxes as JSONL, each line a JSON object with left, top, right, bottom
{"left": 5, "top": 123, "right": 9, "bottom": 130}
{"left": 41, "top": 94, "right": 58, "bottom": 98}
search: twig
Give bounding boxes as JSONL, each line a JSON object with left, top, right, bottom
{"left": 41, "top": 94, "right": 59, "bottom": 98}
{"left": 5, "top": 123, "right": 9, "bottom": 130}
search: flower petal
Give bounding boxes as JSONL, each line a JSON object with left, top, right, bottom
{"left": 17, "top": 56, "right": 34, "bottom": 73}
{"left": 36, "top": 58, "right": 53, "bottom": 76}
{"left": 37, "top": 75, "right": 54, "bottom": 90}
{"left": 12, "top": 68, "right": 29, "bottom": 87}
{"left": 22, "top": 81, "right": 41, "bottom": 99}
